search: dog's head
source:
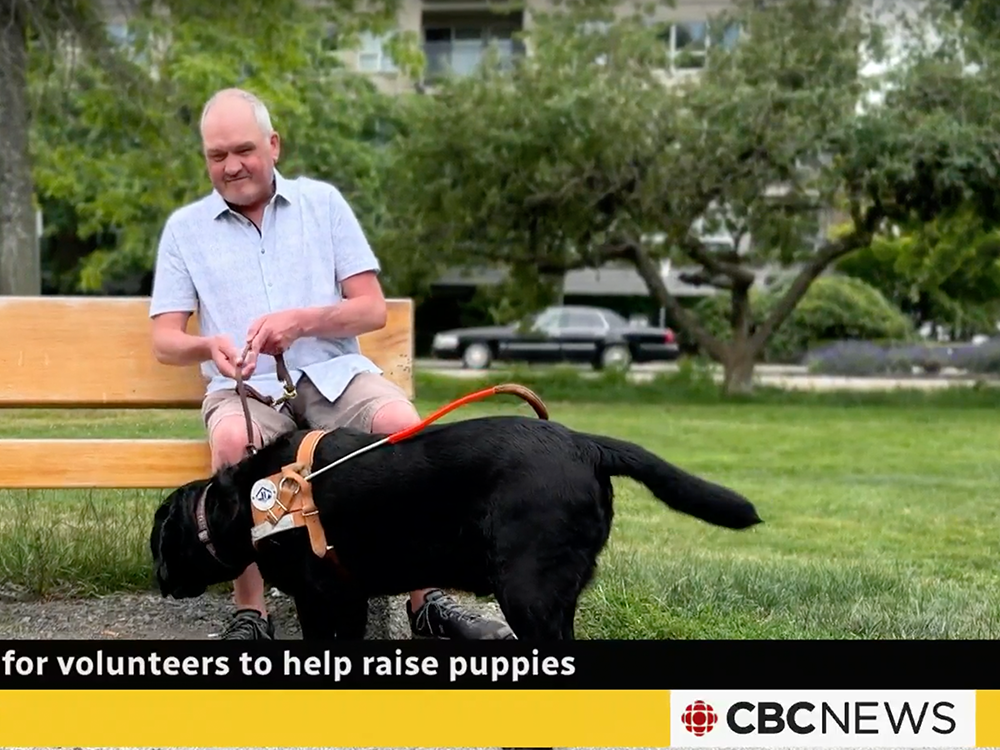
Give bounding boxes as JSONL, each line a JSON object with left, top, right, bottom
{"left": 150, "top": 477, "right": 252, "bottom": 599}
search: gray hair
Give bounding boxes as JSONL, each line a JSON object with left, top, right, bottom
{"left": 199, "top": 88, "right": 274, "bottom": 136}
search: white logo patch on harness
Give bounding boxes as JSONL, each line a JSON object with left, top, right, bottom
{"left": 250, "top": 479, "right": 278, "bottom": 512}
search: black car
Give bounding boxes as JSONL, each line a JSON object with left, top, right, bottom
{"left": 431, "top": 305, "right": 679, "bottom": 370}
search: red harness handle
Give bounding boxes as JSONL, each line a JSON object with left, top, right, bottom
{"left": 301, "top": 383, "right": 548, "bottom": 483}
{"left": 387, "top": 383, "right": 549, "bottom": 444}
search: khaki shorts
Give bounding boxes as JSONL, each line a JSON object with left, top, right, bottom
{"left": 201, "top": 371, "right": 413, "bottom": 447}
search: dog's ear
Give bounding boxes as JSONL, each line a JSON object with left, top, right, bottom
{"left": 150, "top": 491, "right": 182, "bottom": 596}
{"left": 149, "top": 497, "right": 172, "bottom": 562}
{"left": 212, "top": 467, "right": 246, "bottom": 523}
{"left": 153, "top": 482, "right": 212, "bottom": 598}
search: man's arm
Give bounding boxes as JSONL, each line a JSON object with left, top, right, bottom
{"left": 303, "top": 184, "right": 388, "bottom": 337}
{"left": 246, "top": 186, "right": 389, "bottom": 357}
{"left": 149, "top": 221, "right": 210, "bottom": 366}
{"left": 152, "top": 312, "right": 244, "bottom": 378}
{"left": 151, "top": 311, "right": 216, "bottom": 365}
{"left": 245, "top": 271, "right": 386, "bottom": 358}
{"left": 148, "top": 220, "right": 243, "bottom": 377}
{"left": 296, "top": 270, "right": 387, "bottom": 339}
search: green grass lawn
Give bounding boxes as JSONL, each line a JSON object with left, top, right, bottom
{"left": 2, "top": 387, "right": 998, "bottom": 639}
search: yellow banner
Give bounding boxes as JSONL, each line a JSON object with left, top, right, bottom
{"left": 9, "top": 687, "right": 1000, "bottom": 746}
{"left": 0, "top": 688, "right": 672, "bottom": 747}
{"left": 976, "top": 690, "right": 1000, "bottom": 747}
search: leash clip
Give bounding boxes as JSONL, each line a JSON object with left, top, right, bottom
{"left": 274, "top": 383, "right": 297, "bottom": 406}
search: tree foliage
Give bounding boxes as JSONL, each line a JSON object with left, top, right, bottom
{"left": 951, "top": 0, "right": 1000, "bottom": 44}
{"left": 837, "top": 212, "right": 1000, "bottom": 338}
{"left": 0, "top": 0, "right": 112, "bottom": 294}
{"left": 27, "top": 0, "right": 415, "bottom": 292}
{"left": 692, "top": 275, "right": 916, "bottom": 363}
{"left": 381, "top": 0, "right": 1000, "bottom": 392}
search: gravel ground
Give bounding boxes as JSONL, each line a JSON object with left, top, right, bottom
{"left": 0, "top": 588, "right": 506, "bottom": 640}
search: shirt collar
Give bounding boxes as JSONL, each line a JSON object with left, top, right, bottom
{"left": 209, "top": 168, "right": 295, "bottom": 219}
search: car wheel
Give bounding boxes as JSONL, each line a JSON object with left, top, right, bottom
{"left": 462, "top": 342, "right": 492, "bottom": 370}
{"left": 598, "top": 344, "right": 631, "bottom": 371}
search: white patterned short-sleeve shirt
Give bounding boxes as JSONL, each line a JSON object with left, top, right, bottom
{"left": 149, "top": 169, "right": 383, "bottom": 404}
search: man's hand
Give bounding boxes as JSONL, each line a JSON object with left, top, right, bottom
{"left": 209, "top": 335, "right": 253, "bottom": 380}
{"left": 246, "top": 309, "right": 304, "bottom": 359}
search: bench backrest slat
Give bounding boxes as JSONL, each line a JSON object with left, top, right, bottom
{"left": 0, "top": 296, "right": 413, "bottom": 407}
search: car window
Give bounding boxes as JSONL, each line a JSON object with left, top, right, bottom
{"left": 563, "top": 311, "right": 605, "bottom": 328}
{"left": 600, "top": 310, "right": 628, "bottom": 328}
{"left": 532, "top": 309, "right": 562, "bottom": 330}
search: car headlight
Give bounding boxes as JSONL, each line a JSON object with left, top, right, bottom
{"left": 433, "top": 334, "right": 459, "bottom": 349}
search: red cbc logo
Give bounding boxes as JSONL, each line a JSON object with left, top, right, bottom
{"left": 681, "top": 700, "right": 718, "bottom": 736}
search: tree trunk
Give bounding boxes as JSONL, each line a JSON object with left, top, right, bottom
{"left": 723, "top": 282, "right": 758, "bottom": 395}
{"left": 723, "top": 345, "right": 757, "bottom": 395}
{"left": 618, "top": 241, "right": 728, "bottom": 362}
{"left": 748, "top": 203, "right": 883, "bottom": 353}
{"left": 0, "top": 3, "right": 41, "bottom": 296}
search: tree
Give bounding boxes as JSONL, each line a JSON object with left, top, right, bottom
{"left": 951, "top": 0, "right": 1000, "bottom": 42}
{"left": 837, "top": 0, "right": 1000, "bottom": 340}
{"left": 837, "top": 212, "right": 1000, "bottom": 339}
{"left": 0, "top": 2, "right": 38, "bottom": 294}
{"left": 381, "top": 0, "right": 1000, "bottom": 393}
{"left": 20, "top": 0, "right": 413, "bottom": 293}
{"left": 0, "top": 0, "right": 109, "bottom": 295}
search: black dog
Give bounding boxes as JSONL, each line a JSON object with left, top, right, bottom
{"left": 150, "top": 414, "right": 762, "bottom": 640}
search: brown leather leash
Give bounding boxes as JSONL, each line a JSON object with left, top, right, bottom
{"left": 233, "top": 343, "right": 298, "bottom": 457}
{"left": 195, "top": 344, "right": 298, "bottom": 564}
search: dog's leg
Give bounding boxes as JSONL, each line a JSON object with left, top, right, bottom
{"left": 329, "top": 588, "right": 370, "bottom": 640}
{"left": 560, "top": 616, "right": 575, "bottom": 640}
{"left": 495, "top": 569, "right": 584, "bottom": 641}
{"left": 492, "top": 531, "right": 599, "bottom": 640}
{"left": 293, "top": 588, "right": 369, "bottom": 641}
{"left": 495, "top": 595, "right": 576, "bottom": 640}
{"left": 293, "top": 594, "right": 341, "bottom": 640}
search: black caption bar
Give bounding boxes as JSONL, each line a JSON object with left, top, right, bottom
{"left": 0, "top": 640, "right": 997, "bottom": 690}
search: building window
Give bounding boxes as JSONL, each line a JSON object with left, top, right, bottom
{"left": 421, "top": 13, "right": 523, "bottom": 80}
{"left": 660, "top": 19, "right": 740, "bottom": 72}
{"left": 358, "top": 32, "right": 398, "bottom": 73}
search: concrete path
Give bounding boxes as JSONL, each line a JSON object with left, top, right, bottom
{"left": 415, "top": 358, "right": 995, "bottom": 391}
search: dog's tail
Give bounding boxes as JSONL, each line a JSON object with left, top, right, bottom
{"left": 578, "top": 432, "right": 762, "bottom": 530}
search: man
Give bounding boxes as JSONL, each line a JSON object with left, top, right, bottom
{"left": 149, "top": 87, "right": 512, "bottom": 641}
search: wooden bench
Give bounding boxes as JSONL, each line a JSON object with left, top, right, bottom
{"left": 0, "top": 295, "right": 414, "bottom": 638}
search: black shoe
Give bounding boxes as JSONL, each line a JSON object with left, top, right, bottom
{"left": 219, "top": 608, "right": 275, "bottom": 640}
{"left": 407, "top": 589, "right": 515, "bottom": 640}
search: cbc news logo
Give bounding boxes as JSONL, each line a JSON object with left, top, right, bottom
{"left": 673, "top": 691, "right": 976, "bottom": 748}
{"left": 681, "top": 700, "right": 719, "bottom": 737}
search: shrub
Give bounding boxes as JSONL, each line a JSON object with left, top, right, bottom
{"left": 684, "top": 275, "right": 916, "bottom": 364}
{"left": 951, "top": 340, "right": 1000, "bottom": 374}
{"left": 805, "top": 339, "right": 1000, "bottom": 377}
{"left": 804, "top": 341, "right": 898, "bottom": 376}
{"left": 762, "top": 275, "right": 916, "bottom": 363}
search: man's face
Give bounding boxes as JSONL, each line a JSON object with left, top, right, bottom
{"left": 201, "top": 97, "right": 280, "bottom": 208}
